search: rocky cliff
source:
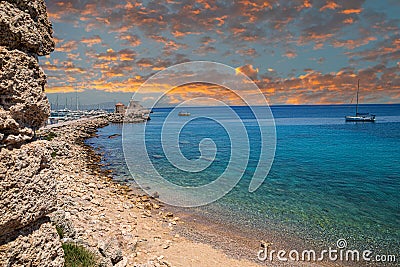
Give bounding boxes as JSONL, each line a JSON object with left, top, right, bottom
{"left": 0, "top": 0, "right": 64, "bottom": 266}
{"left": 0, "top": 0, "right": 54, "bottom": 148}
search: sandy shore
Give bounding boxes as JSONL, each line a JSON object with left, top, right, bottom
{"left": 39, "top": 117, "right": 330, "bottom": 267}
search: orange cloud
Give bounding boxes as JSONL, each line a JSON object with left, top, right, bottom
{"left": 171, "top": 30, "right": 186, "bottom": 38}
{"left": 96, "top": 49, "right": 118, "bottom": 61}
{"left": 333, "top": 36, "right": 377, "bottom": 49}
{"left": 45, "top": 85, "right": 84, "bottom": 93}
{"left": 56, "top": 40, "right": 78, "bottom": 53}
{"left": 343, "top": 18, "right": 354, "bottom": 24}
{"left": 119, "top": 50, "right": 136, "bottom": 61}
{"left": 285, "top": 50, "right": 297, "bottom": 58}
{"left": 320, "top": 1, "right": 340, "bottom": 11}
{"left": 341, "top": 9, "right": 363, "bottom": 15}
{"left": 236, "top": 48, "right": 259, "bottom": 57}
{"left": 157, "top": 83, "right": 251, "bottom": 106}
{"left": 267, "top": 65, "right": 400, "bottom": 105}
{"left": 215, "top": 15, "right": 228, "bottom": 26}
{"left": 120, "top": 34, "right": 141, "bottom": 47}
{"left": 81, "top": 35, "right": 102, "bottom": 47}
{"left": 303, "top": 0, "right": 312, "bottom": 8}
{"left": 235, "top": 64, "right": 259, "bottom": 80}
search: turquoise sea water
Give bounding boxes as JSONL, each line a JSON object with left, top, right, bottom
{"left": 87, "top": 104, "right": 400, "bottom": 254}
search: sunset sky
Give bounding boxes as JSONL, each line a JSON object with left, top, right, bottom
{"left": 42, "top": 0, "right": 399, "bottom": 107}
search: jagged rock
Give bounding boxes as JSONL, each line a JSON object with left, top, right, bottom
{"left": 0, "top": 46, "right": 50, "bottom": 146}
{"left": 0, "top": 0, "right": 55, "bottom": 55}
{"left": 98, "top": 238, "right": 123, "bottom": 265}
{"left": 0, "top": 141, "right": 56, "bottom": 236}
{"left": 0, "top": 217, "right": 64, "bottom": 267}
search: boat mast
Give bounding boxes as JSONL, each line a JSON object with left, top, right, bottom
{"left": 75, "top": 89, "right": 79, "bottom": 111}
{"left": 56, "top": 94, "right": 59, "bottom": 117}
{"left": 356, "top": 79, "right": 360, "bottom": 115}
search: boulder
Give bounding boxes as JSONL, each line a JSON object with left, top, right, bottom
{"left": 0, "top": 141, "right": 57, "bottom": 236}
{"left": 98, "top": 238, "right": 123, "bottom": 265}
{"left": 0, "top": 217, "right": 64, "bottom": 267}
{"left": 0, "top": 0, "right": 55, "bottom": 55}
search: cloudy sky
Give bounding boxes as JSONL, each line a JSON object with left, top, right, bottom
{"left": 42, "top": 0, "right": 399, "bottom": 107}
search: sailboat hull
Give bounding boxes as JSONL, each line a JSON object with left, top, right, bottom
{"left": 345, "top": 115, "right": 376, "bottom": 122}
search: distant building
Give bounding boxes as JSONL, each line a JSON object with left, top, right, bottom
{"left": 115, "top": 102, "right": 126, "bottom": 114}
{"left": 110, "top": 100, "right": 151, "bottom": 123}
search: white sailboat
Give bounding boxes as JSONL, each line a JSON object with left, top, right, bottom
{"left": 345, "top": 80, "right": 376, "bottom": 122}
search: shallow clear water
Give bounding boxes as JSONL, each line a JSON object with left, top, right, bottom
{"left": 86, "top": 104, "right": 400, "bottom": 253}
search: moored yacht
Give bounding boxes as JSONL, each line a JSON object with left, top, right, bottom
{"left": 345, "top": 80, "right": 376, "bottom": 122}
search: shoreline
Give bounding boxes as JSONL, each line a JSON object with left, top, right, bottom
{"left": 39, "top": 117, "right": 266, "bottom": 266}
{"left": 80, "top": 119, "right": 343, "bottom": 267}
{"left": 88, "top": 120, "right": 383, "bottom": 267}
{"left": 42, "top": 117, "right": 370, "bottom": 267}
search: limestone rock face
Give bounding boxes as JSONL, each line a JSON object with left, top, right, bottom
{"left": 0, "top": 218, "right": 64, "bottom": 267}
{"left": 0, "top": 46, "right": 50, "bottom": 147}
{"left": 0, "top": 109, "right": 33, "bottom": 146}
{"left": 0, "top": 141, "right": 57, "bottom": 236}
{"left": 0, "top": 0, "right": 61, "bottom": 264}
{"left": 0, "top": 47, "right": 50, "bottom": 127}
{"left": 0, "top": 0, "right": 55, "bottom": 56}
{"left": 0, "top": 0, "right": 54, "bottom": 148}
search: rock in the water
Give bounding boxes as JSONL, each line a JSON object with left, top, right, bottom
{"left": 0, "top": 0, "right": 54, "bottom": 55}
{"left": 0, "top": 141, "right": 57, "bottom": 236}
{"left": 0, "top": 217, "right": 64, "bottom": 267}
